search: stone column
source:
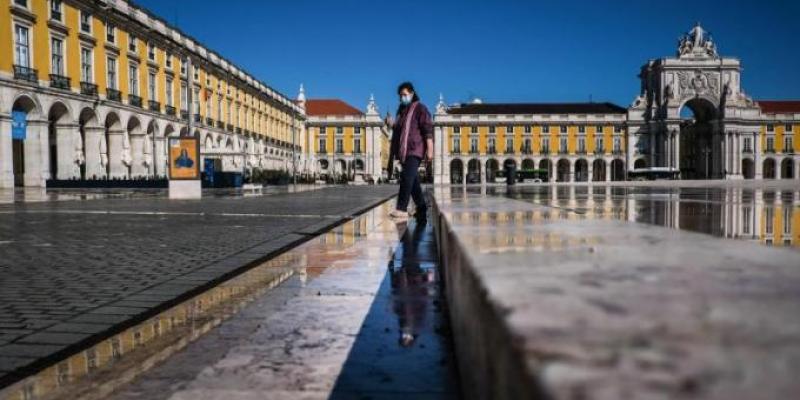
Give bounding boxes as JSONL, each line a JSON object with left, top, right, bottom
{"left": 434, "top": 126, "right": 445, "bottom": 185}
{"left": 568, "top": 159, "right": 574, "bottom": 182}
{"left": 587, "top": 162, "right": 593, "bottom": 183}
{"left": 130, "top": 134, "right": 147, "bottom": 178}
{"left": 0, "top": 114, "right": 14, "bottom": 188}
{"left": 107, "top": 129, "right": 127, "bottom": 179}
{"left": 754, "top": 132, "right": 762, "bottom": 179}
{"left": 605, "top": 159, "right": 611, "bottom": 181}
{"left": 83, "top": 127, "right": 105, "bottom": 179}
{"left": 56, "top": 123, "right": 79, "bottom": 180}
{"left": 24, "top": 120, "right": 48, "bottom": 187}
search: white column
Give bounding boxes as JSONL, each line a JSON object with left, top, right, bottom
{"left": 130, "top": 134, "right": 147, "bottom": 178}
{"left": 754, "top": 132, "right": 763, "bottom": 179}
{"left": 56, "top": 123, "right": 78, "bottom": 180}
{"left": 84, "top": 127, "right": 105, "bottom": 179}
{"left": 568, "top": 159, "right": 574, "bottom": 182}
{"left": 0, "top": 114, "right": 14, "bottom": 188}
{"left": 24, "top": 120, "right": 47, "bottom": 187}
{"left": 587, "top": 162, "right": 593, "bottom": 183}
{"left": 107, "top": 129, "right": 127, "bottom": 179}
{"left": 605, "top": 160, "right": 611, "bottom": 181}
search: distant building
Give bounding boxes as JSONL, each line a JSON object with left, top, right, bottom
{"left": 433, "top": 24, "right": 799, "bottom": 184}
{"left": 298, "top": 89, "right": 388, "bottom": 182}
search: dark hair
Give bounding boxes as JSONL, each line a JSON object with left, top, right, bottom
{"left": 397, "top": 81, "right": 420, "bottom": 103}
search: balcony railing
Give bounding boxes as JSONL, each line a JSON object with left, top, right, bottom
{"left": 165, "top": 105, "right": 176, "bottom": 116}
{"left": 594, "top": 148, "right": 605, "bottom": 155}
{"left": 226, "top": 124, "right": 234, "bottom": 132}
{"left": 452, "top": 148, "right": 461, "bottom": 154}
{"left": 318, "top": 149, "right": 327, "bottom": 155}
{"left": 80, "top": 81, "right": 98, "bottom": 97}
{"left": 217, "top": 121, "right": 224, "bottom": 129}
{"left": 559, "top": 149, "right": 569, "bottom": 155}
{"left": 14, "top": 65, "right": 38, "bottom": 83}
{"left": 540, "top": 148, "right": 550, "bottom": 155}
{"left": 180, "top": 110, "right": 189, "bottom": 121}
{"left": 785, "top": 146, "right": 795, "bottom": 154}
{"left": 128, "top": 94, "right": 142, "bottom": 108}
{"left": 742, "top": 147, "right": 753, "bottom": 154}
{"left": 107, "top": 88, "right": 122, "bottom": 102}
{"left": 148, "top": 100, "right": 161, "bottom": 112}
{"left": 765, "top": 148, "right": 776, "bottom": 154}
{"left": 335, "top": 148, "right": 344, "bottom": 154}
{"left": 49, "top": 74, "right": 70, "bottom": 90}
{"left": 505, "top": 147, "right": 514, "bottom": 154}
{"left": 576, "top": 148, "right": 587, "bottom": 155}
{"left": 469, "top": 148, "right": 479, "bottom": 154}
{"left": 487, "top": 148, "right": 496, "bottom": 154}
{"left": 521, "top": 148, "right": 532, "bottom": 155}
{"left": 206, "top": 117, "right": 214, "bottom": 126}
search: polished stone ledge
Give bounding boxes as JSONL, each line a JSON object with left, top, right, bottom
{"left": 431, "top": 186, "right": 800, "bottom": 400}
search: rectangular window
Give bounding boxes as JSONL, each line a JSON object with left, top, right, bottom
{"left": 560, "top": 126, "right": 567, "bottom": 134}
{"left": 766, "top": 124, "right": 774, "bottom": 132}
{"left": 488, "top": 137, "right": 496, "bottom": 152}
{"left": 743, "top": 137, "right": 752, "bottom": 152}
{"left": 193, "top": 66, "right": 199, "bottom": 81}
{"left": 595, "top": 136, "right": 603, "bottom": 151}
{"left": 471, "top": 126, "right": 478, "bottom": 134}
{"left": 786, "top": 124, "right": 793, "bottom": 133}
{"left": 578, "top": 137, "right": 586, "bottom": 152}
{"left": 578, "top": 126, "right": 585, "bottom": 134}
{"left": 541, "top": 126, "right": 549, "bottom": 135}
{"left": 193, "top": 88, "right": 200, "bottom": 114}
{"left": 318, "top": 138, "right": 326, "bottom": 152}
{"left": 80, "top": 11, "right": 91, "bottom": 33}
{"left": 14, "top": 25, "right": 30, "bottom": 68}
{"left": 165, "top": 53, "right": 172, "bottom": 69}
{"left": 107, "top": 57, "right": 117, "bottom": 89}
{"left": 523, "top": 138, "right": 531, "bottom": 151}
{"left": 335, "top": 138, "right": 343, "bottom": 153}
{"left": 614, "top": 125, "right": 622, "bottom": 133}
{"left": 489, "top": 126, "right": 496, "bottom": 134}
{"left": 595, "top": 125, "right": 604, "bottom": 134}
{"left": 765, "top": 207, "right": 774, "bottom": 235}
{"left": 319, "top": 127, "right": 326, "bottom": 136}
{"left": 767, "top": 137, "right": 775, "bottom": 151}
{"left": 470, "top": 137, "right": 478, "bottom": 153}
{"left": 506, "top": 125, "right": 514, "bottom": 134}
{"left": 783, "top": 207, "right": 792, "bottom": 235}
{"left": 50, "top": 37, "right": 64, "bottom": 75}
{"left": 80, "top": 47, "right": 92, "bottom": 82}
{"left": 742, "top": 207, "right": 752, "bottom": 235}
{"left": 14, "top": 0, "right": 27, "bottom": 7}
{"left": 128, "top": 34, "right": 137, "bottom": 52}
{"left": 354, "top": 138, "right": 361, "bottom": 153}
{"left": 206, "top": 94, "right": 211, "bottom": 118}
{"left": 147, "top": 42, "right": 156, "bottom": 61}
{"left": 128, "top": 63, "right": 139, "bottom": 95}
{"left": 180, "top": 82, "right": 187, "bottom": 110}
{"left": 560, "top": 137, "right": 568, "bottom": 152}
{"left": 613, "top": 137, "right": 621, "bottom": 151}
{"left": 452, "top": 136, "right": 460, "bottom": 153}
{"left": 165, "top": 77, "right": 173, "bottom": 106}
{"left": 505, "top": 137, "right": 514, "bottom": 152}
{"left": 354, "top": 126, "right": 361, "bottom": 135}
{"left": 336, "top": 126, "right": 343, "bottom": 135}
{"left": 541, "top": 137, "right": 549, "bottom": 152}
{"left": 148, "top": 71, "right": 156, "bottom": 100}
{"left": 784, "top": 136, "right": 793, "bottom": 152}
{"left": 106, "top": 23, "right": 115, "bottom": 43}
{"left": 524, "top": 125, "right": 531, "bottom": 134}
{"left": 453, "top": 126, "right": 461, "bottom": 134}
{"left": 50, "top": 0, "right": 62, "bottom": 21}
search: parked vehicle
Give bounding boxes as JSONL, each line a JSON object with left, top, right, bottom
{"left": 628, "top": 167, "right": 680, "bottom": 181}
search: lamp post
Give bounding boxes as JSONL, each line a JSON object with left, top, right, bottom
{"left": 292, "top": 124, "right": 297, "bottom": 185}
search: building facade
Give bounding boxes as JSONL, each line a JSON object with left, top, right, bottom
{"left": 298, "top": 89, "right": 388, "bottom": 182}
{"left": 433, "top": 24, "right": 799, "bottom": 184}
{"left": 1, "top": 0, "right": 305, "bottom": 188}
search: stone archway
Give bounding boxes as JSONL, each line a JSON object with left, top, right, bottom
{"left": 574, "top": 159, "right": 588, "bottom": 182}
{"left": 10, "top": 94, "right": 42, "bottom": 187}
{"left": 47, "top": 101, "right": 72, "bottom": 180}
{"left": 781, "top": 158, "right": 794, "bottom": 179}
{"left": 485, "top": 159, "right": 499, "bottom": 183}
{"left": 679, "top": 98, "right": 719, "bottom": 179}
{"left": 610, "top": 159, "right": 625, "bottom": 181}
{"left": 556, "top": 159, "right": 570, "bottom": 182}
{"left": 521, "top": 158, "right": 534, "bottom": 170}
{"left": 467, "top": 159, "right": 481, "bottom": 184}
{"left": 78, "top": 108, "right": 98, "bottom": 179}
{"left": 742, "top": 158, "right": 755, "bottom": 179}
{"left": 634, "top": 158, "right": 647, "bottom": 169}
{"left": 450, "top": 159, "right": 464, "bottom": 184}
{"left": 592, "top": 159, "right": 606, "bottom": 182}
{"left": 763, "top": 158, "right": 776, "bottom": 179}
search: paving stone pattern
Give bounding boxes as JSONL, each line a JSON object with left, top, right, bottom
{"left": 0, "top": 186, "right": 396, "bottom": 386}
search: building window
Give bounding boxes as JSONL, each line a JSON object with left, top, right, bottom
{"left": 226, "top": 99, "right": 231, "bottom": 121}
{"left": 106, "top": 23, "right": 115, "bottom": 43}
{"left": 743, "top": 137, "right": 752, "bottom": 152}
{"left": 336, "top": 126, "right": 343, "bottom": 135}
{"left": 523, "top": 138, "right": 531, "bottom": 152}
{"left": 595, "top": 125, "right": 604, "bottom": 134}
{"left": 50, "top": 38, "right": 64, "bottom": 75}
{"left": 783, "top": 207, "right": 792, "bottom": 235}
{"left": 560, "top": 137, "right": 568, "bottom": 152}
{"left": 506, "top": 125, "right": 514, "bottom": 134}
{"left": 524, "top": 125, "right": 531, "bottom": 134}
{"left": 453, "top": 126, "right": 461, "bottom": 134}
{"left": 80, "top": 47, "right": 92, "bottom": 82}
{"left": 766, "top": 124, "right": 774, "bottom": 132}
{"left": 128, "top": 34, "right": 137, "bottom": 53}
{"left": 470, "top": 137, "right": 478, "bottom": 153}
{"left": 147, "top": 42, "right": 156, "bottom": 61}
{"left": 165, "top": 52, "right": 172, "bottom": 69}
{"left": 354, "top": 138, "right": 361, "bottom": 153}
{"left": 148, "top": 71, "right": 156, "bottom": 101}
{"left": 578, "top": 137, "right": 586, "bottom": 152}
{"left": 14, "top": 0, "right": 28, "bottom": 8}
{"left": 489, "top": 126, "right": 496, "bottom": 134}
{"left": 578, "top": 125, "right": 585, "bottom": 134}
{"left": 193, "top": 66, "right": 199, "bottom": 81}
{"left": 107, "top": 57, "right": 117, "bottom": 89}
{"left": 488, "top": 137, "right": 496, "bottom": 153}
{"left": 14, "top": 25, "right": 30, "bottom": 68}
{"left": 765, "top": 207, "right": 774, "bottom": 235}
{"left": 786, "top": 124, "right": 793, "bottom": 133}
{"left": 766, "top": 136, "right": 775, "bottom": 152}
{"left": 335, "top": 138, "right": 343, "bottom": 153}
{"left": 50, "top": 0, "right": 62, "bottom": 21}
{"left": 541, "top": 137, "right": 549, "bottom": 152}
{"left": 613, "top": 137, "right": 621, "bottom": 152}
{"left": 319, "top": 127, "right": 326, "bottom": 136}
{"left": 180, "top": 82, "right": 187, "bottom": 111}
{"left": 614, "top": 125, "right": 622, "bottom": 133}
{"left": 742, "top": 207, "right": 751, "bottom": 235}
{"left": 128, "top": 63, "right": 139, "bottom": 95}
{"left": 505, "top": 137, "right": 514, "bottom": 152}
{"left": 80, "top": 11, "right": 91, "bottom": 33}
{"left": 541, "top": 126, "right": 549, "bottom": 135}
{"left": 193, "top": 88, "right": 200, "bottom": 114}
{"left": 784, "top": 136, "right": 793, "bottom": 152}
{"left": 318, "top": 138, "right": 326, "bottom": 153}
{"left": 560, "top": 126, "right": 567, "bottom": 134}
{"left": 355, "top": 126, "right": 361, "bottom": 135}
{"left": 595, "top": 136, "right": 603, "bottom": 151}
{"left": 165, "top": 76, "right": 173, "bottom": 106}
{"left": 452, "top": 136, "right": 460, "bottom": 153}
{"left": 471, "top": 126, "right": 478, "bottom": 134}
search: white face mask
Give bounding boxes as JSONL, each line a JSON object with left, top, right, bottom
{"left": 400, "top": 94, "right": 413, "bottom": 105}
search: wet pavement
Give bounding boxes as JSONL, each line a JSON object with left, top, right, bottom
{"left": 102, "top": 201, "right": 460, "bottom": 400}
{"left": 0, "top": 185, "right": 396, "bottom": 392}
{"left": 460, "top": 180, "right": 800, "bottom": 250}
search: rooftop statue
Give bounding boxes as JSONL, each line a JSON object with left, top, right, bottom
{"left": 677, "top": 22, "right": 718, "bottom": 58}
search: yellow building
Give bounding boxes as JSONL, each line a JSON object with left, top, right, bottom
{"left": 1, "top": 0, "right": 305, "bottom": 188}
{"left": 298, "top": 89, "right": 388, "bottom": 182}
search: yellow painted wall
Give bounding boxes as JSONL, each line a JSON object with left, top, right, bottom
{"left": 93, "top": 15, "right": 107, "bottom": 95}
{"left": 0, "top": 0, "right": 11, "bottom": 73}
{"left": 32, "top": 0, "right": 49, "bottom": 80}
{"left": 65, "top": 5, "right": 80, "bottom": 89}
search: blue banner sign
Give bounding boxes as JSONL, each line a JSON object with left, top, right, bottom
{"left": 11, "top": 111, "right": 27, "bottom": 140}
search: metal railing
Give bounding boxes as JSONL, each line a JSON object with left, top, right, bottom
{"left": 206, "top": 117, "right": 214, "bottom": 126}
{"left": 128, "top": 94, "right": 142, "bottom": 108}
{"left": 226, "top": 124, "right": 234, "bottom": 132}
{"left": 594, "top": 147, "right": 605, "bottom": 155}
{"left": 14, "top": 65, "right": 38, "bottom": 83}
{"left": 80, "top": 81, "right": 98, "bottom": 97}
{"left": 180, "top": 110, "right": 189, "bottom": 120}
{"left": 49, "top": 74, "right": 70, "bottom": 90}
{"left": 165, "top": 105, "right": 176, "bottom": 116}
{"left": 107, "top": 88, "right": 122, "bottom": 102}
{"left": 217, "top": 121, "right": 225, "bottom": 129}
{"left": 148, "top": 100, "right": 160, "bottom": 112}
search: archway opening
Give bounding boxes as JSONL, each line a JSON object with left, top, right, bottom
{"left": 679, "top": 98, "right": 719, "bottom": 179}
{"left": 742, "top": 158, "right": 754, "bottom": 179}
{"left": 521, "top": 158, "right": 534, "bottom": 170}
{"left": 634, "top": 158, "right": 647, "bottom": 169}
{"left": 610, "top": 159, "right": 625, "bottom": 181}
{"left": 450, "top": 159, "right": 463, "bottom": 184}
{"left": 781, "top": 158, "right": 794, "bottom": 179}
{"left": 78, "top": 108, "right": 97, "bottom": 179}
{"left": 556, "top": 159, "right": 570, "bottom": 182}
{"left": 11, "top": 96, "right": 38, "bottom": 186}
{"left": 763, "top": 159, "right": 776, "bottom": 179}
{"left": 48, "top": 102, "right": 70, "bottom": 180}
{"left": 574, "top": 159, "right": 588, "bottom": 182}
{"left": 538, "top": 159, "right": 551, "bottom": 182}
{"left": 485, "top": 159, "right": 499, "bottom": 183}
{"left": 592, "top": 159, "right": 606, "bottom": 182}
{"left": 104, "top": 113, "right": 121, "bottom": 178}
{"left": 467, "top": 159, "right": 480, "bottom": 184}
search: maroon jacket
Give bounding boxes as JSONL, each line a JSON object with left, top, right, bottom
{"left": 390, "top": 101, "right": 433, "bottom": 164}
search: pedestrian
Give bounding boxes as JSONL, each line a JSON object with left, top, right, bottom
{"left": 386, "top": 82, "right": 433, "bottom": 220}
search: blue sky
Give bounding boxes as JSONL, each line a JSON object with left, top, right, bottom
{"left": 136, "top": 0, "right": 800, "bottom": 114}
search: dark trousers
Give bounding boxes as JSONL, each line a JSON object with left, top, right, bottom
{"left": 396, "top": 156, "right": 426, "bottom": 212}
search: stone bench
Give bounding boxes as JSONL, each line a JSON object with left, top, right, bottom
{"left": 431, "top": 187, "right": 800, "bottom": 400}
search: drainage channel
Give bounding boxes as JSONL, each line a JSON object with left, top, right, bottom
{"left": 1, "top": 199, "right": 460, "bottom": 400}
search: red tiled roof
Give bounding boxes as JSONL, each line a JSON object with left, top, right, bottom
{"left": 757, "top": 100, "right": 800, "bottom": 114}
{"left": 305, "top": 99, "right": 363, "bottom": 116}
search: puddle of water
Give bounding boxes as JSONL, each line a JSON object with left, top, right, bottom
{"left": 450, "top": 185, "right": 800, "bottom": 250}
{"left": 0, "top": 202, "right": 389, "bottom": 400}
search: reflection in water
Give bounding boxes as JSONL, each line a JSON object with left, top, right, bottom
{"left": 448, "top": 185, "right": 800, "bottom": 250}
{"left": 390, "top": 220, "right": 435, "bottom": 347}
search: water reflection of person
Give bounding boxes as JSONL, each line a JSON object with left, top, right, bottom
{"left": 391, "top": 219, "right": 433, "bottom": 347}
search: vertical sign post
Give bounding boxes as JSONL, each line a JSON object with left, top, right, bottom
{"left": 168, "top": 57, "right": 202, "bottom": 199}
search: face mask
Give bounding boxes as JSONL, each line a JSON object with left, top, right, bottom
{"left": 400, "top": 94, "right": 412, "bottom": 105}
